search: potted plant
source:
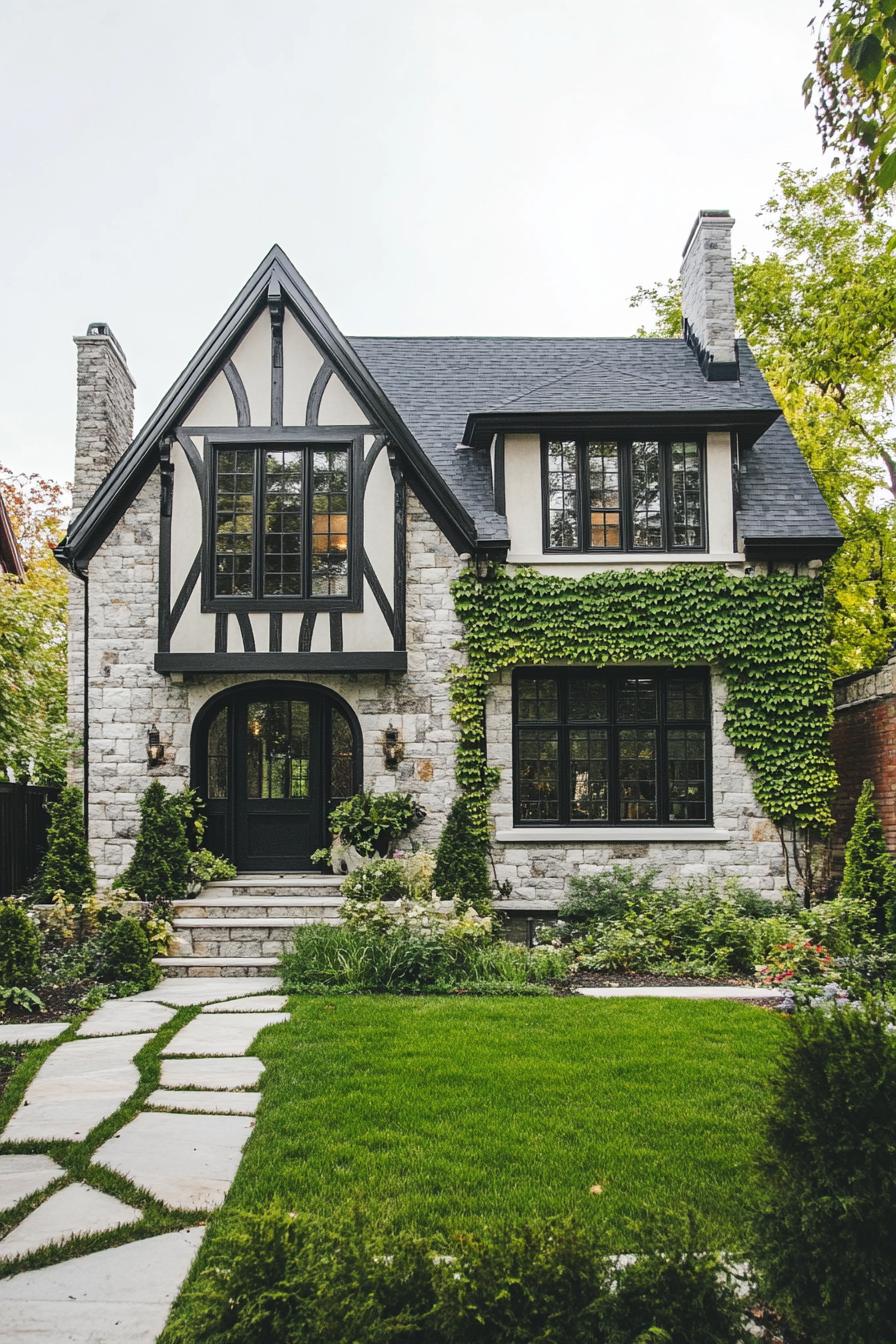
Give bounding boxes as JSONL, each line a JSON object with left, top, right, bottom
{"left": 314, "top": 791, "right": 425, "bottom": 874}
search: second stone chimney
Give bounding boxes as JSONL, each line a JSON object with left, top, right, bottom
{"left": 71, "top": 323, "right": 135, "bottom": 515}
{"left": 680, "top": 210, "right": 737, "bottom": 381}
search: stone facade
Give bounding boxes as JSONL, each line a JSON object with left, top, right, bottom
{"left": 77, "top": 455, "right": 787, "bottom": 895}
{"left": 487, "top": 668, "right": 787, "bottom": 900}
{"left": 831, "top": 651, "right": 896, "bottom": 864}
{"left": 78, "top": 483, "right": 466, "bottom": 880}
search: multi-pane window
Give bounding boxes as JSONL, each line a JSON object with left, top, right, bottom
{"left": 513, "top": 668, "right": 710, "bottom": 825}
{"left": 542, "top": 436, "right": 705, "bottom": 553}
{"left": 211, "top": 442, "right": 351, "bottom": 602}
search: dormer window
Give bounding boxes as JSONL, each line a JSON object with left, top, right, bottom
{"left": 204, "top": 436, "right": 356, "bottom": 607}
{"left": 541, "top": 436, "right": 705, "bottom": 553}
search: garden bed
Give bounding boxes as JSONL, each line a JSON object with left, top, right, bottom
{"left": 568, "top": 970, "right": 756, "bottom": 990}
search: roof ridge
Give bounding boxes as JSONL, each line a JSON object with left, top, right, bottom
{"left": 348, "top": 334, "right": 689, "bottom": 345}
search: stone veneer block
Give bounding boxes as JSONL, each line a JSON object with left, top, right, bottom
{"left": 1, "top": 1035, "right": 153, "bottom": 1143}
{"left": 133, "top": 976, "right": 281, "bottom": 1006}
{"left": 77, "top": 999, "right": 176, "bottom": 1037}
{"left": 0, "top": 1225, "right": 204, "bottom": 1344}
{"left": 161, "top": 1012, "right": 289, "bottom": 1057}
{"left": 0, "top": 1182, "right": 141, "bottom": 1260}
{"left": 203, "top": 995, "right": 288, "bottom": 1013}
{"left": 146, "top": 1088, "right": 260, "bottom": 1115}
{"left": 0, "top": 1155, "right": 65, "bottom": 1213}
{"left": 93, "top": 1112, "right": 254, "bottom": 1210}
{"left": 159, "top": 1056, "right": 265, "bottom": 1090}
{"left": 0, "top": 1022, "right": 68, "bottom": 1046}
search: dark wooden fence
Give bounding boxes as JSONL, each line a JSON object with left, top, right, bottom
{"left": 0, "top": 782, "right": 59, "bottom": 899}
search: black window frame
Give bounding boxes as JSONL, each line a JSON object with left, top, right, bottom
{"left": 511, "top": 666, "right": 712, "bottom": 827}
{"left": 540, "top": 434, "right": 707, "bottom": 555}
{"left": 201, "top": 430, "right": 364, "bottom": 612}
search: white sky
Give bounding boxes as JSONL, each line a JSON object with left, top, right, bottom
{"left": 0, "top": 0, "right": 825, "bottom": 481}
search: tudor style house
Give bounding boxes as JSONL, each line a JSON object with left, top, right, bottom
{"left": 57, "top": 211, "right": 841, "bottom": 901}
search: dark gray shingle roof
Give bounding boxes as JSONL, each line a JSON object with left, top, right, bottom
{"left": 738, "top": 417, "right": 842, "bottom": 546}
{"left": 350, "top": 334, "right": 838, "bottom": 550}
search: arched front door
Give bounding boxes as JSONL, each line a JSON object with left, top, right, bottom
{"left": 192, "top": 683, "right": 360, "bottom": 872}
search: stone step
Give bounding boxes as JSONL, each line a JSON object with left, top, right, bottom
{"left": 174, "top": 918, "right": 328, "bottom": 929}
{"left": 178, "top": 898, "right": 344, "bottom": 919}
{"left": 202, "top": 876, "right": 343, "bottom": 899}
{"left": 154, "top": 957, "right": 279, "bottom": 978}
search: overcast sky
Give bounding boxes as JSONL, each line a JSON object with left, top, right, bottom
{"left": 1, "top": 0, "right": 825, "bottom": 482}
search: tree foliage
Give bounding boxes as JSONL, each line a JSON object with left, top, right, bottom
{"left": 806, "top": 0, "right": 896, "bottom": 214}
{"left": 839, "top": 777, "right": 896, "bottom": 929}
{"left": 37, "top": 785, "right": 96, "bottom": 907}
{"left": 0, "top": 467, "right": 70, "bottom": 782}
{"left": 631, "top": 166, "right": 896, "bottom": 674}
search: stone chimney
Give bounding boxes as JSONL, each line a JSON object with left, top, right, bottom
{"left": 71, "top": 322, "right": 135, "bottom": 515}
{"left": 680, "top": 210, "right": 737, "bottom": 381}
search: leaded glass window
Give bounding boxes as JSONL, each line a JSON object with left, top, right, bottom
{"left": 513, "top": 668, "right": 710, "bottom": 825}
{"left": 541, "top": 437, "right": 705, "bottom": 554}
{"left": 211, "top": 441, "right": 353, "bottom": 602}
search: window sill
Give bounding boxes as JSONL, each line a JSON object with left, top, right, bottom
{"left": 506, "top": 553, "right": 743, "bottom": 566}
{"left": 494, "top": 827, "right": 731, "bottom": 843}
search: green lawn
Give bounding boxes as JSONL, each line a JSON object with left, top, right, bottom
{"left": 222, "top": 995, "right": 783, "bottom": 1248}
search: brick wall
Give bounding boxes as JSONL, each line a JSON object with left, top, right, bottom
{"left": 832, "top": 652, "right": 896, "bottom": 861}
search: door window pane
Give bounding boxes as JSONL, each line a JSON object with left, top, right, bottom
{"left": 619, "top": 728, "right": 658, "bottom": 820}
{"left": 546, "top": 440, "right": 579, "bottom": 548}
{"left": 587, "top": 441, "right": 621, "bottom": 548}
{"left": 631, "top": 441, "right": 664, "bottom": 549}
{"left": 329, "top": 708, "right": 355, "bottom": 805}
{"left": 310, "top": 448, "right": 349, "bottom": 596}
{"left": 245, "top": 699, "right": 310, "bottom": 800}
{"left": 569, "top": 728, "right": 609, "bottom": 819}
{"left": 518, "top": 729, "right": 560, "bottom": 820}
{"left": 670, "top": 441, "right": 703, "bottom": 548}
{"left": 207, "top": 706, "right": 229, "bottom": 799}
{"left": 214, "top": 448, "right": 255, "bottom": 596}
{"left": 264, "top": 449, "right": 304, "bottom": 596}
{"left": 667, "top": 728, "right": 707, "bottom": 820}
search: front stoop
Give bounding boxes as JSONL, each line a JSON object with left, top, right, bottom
{"left": 155, "top": 876, "right": 344, "bottom": 977}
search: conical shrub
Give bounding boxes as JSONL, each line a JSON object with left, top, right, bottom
{"left": 840, "top": 778, "right": 896, "bottom": 933}
{"left": 36, "top": 786, "right": 95, "bottom": 907}
{"left": 121, "top": 780, "right": 191, "bottom": 905}
{"left": 433, "top": 796, "right": 493, "bottom": 913}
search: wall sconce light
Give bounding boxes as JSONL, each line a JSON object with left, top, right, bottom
{"left": 383, "top": 723, "right": 403, "bottom": 770}
{"left": 476, "top": 555, "right": 491, "bottom": 579}
{"left": 146, "top": 724, "right": 164, "bottom": 768}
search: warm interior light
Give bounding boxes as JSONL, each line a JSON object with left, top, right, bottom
{"left": 311, "top": 514, "right": 349, "bottom": 553}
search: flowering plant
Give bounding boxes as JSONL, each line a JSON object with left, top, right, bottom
{"left": 756, "top": 939, "right": 833, "bottom": 986}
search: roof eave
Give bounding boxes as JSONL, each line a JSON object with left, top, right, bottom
{"left": 742, "top": 533, "right": 843, "bottom": 562}
{"left": 464, "top": 407, "right": 779, "bottom": 449}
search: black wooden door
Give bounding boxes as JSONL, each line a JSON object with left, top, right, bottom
{"left": 234, "top": 693, "right": 323, "bottom": 871}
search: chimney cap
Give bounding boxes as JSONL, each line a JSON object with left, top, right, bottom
{"left": 74, "top": 322, "right": 133, "bottom": 382}
{"left": 682, "top": 209, "right": 734, "bottom": 259}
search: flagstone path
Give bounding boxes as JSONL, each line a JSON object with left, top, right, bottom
{"left": 0, "top": 978, "right": 287, "bottom": 1342}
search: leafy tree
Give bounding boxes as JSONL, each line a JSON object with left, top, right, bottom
{"left": 806, "top": 0, "right": 896, "bottom": 214}
{"left": 121, "top": 780, "right": 191, "bottom": 904}
{"left": 0, "top": 467, "right": 70, "bottom": 783}
{"left": 433, "top": 796, "right": 493, "bottom": 913}
{"left": 840, "top": 777, "right": 896, "bottom": 930}
{"left": 37, "top": 785, "right": 96, "bottom": 907}
{"left": 632, "top": 166, "right": 896, "bottom": 674}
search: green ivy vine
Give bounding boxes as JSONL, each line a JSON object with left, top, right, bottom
{"left": 450, "top": 563, "right": 837, "bottom": 839}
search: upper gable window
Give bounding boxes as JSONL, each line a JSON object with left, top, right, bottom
{"left": 542, "top": 436, "right": 705, "bottom": 553}
{"left": 210, "top": 441, "right": 351, "bottom": 603}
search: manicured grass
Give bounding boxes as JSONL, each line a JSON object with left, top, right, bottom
{"left": 219, "top": 995, "right": 784, "bottom": 1249}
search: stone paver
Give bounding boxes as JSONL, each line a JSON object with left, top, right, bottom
{"left": 204, "top": 994, "right": 288, "bottom": 1013}
{"left": 0, "top": 1155, "right": 65, "bottom": 1213}
{"left": 0, "top": 1182, "right": 140, "bottom": 1261}
{"left": 0, "top": 1021, "right": 68, "bottom": 1046}
{"left": 146, "top": 1088, "right": 260, "bottom": 1115}
{"left": 159, "top": 1056, "right": 265, "bottom": 1090}
{"left": 161, "top": 1012, "right": 288, "bottom": 1057}
{"left": 2, "top": 1034, "right": 153, "bottom": 1143}
{"left": 76, "top": 999, "right": 175, "bottom": 1037}
{"left": 93, "top": 1111, "right": 254, "bottom": 1210}
{"left": 133, "top": 976, "right": 281, "bottom": 1006}
{"left": 0, "top": 1225, "right": 204, "bottom": 1343}
{"left": 574, "top": 985, "right": 782, "bottom": 999}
